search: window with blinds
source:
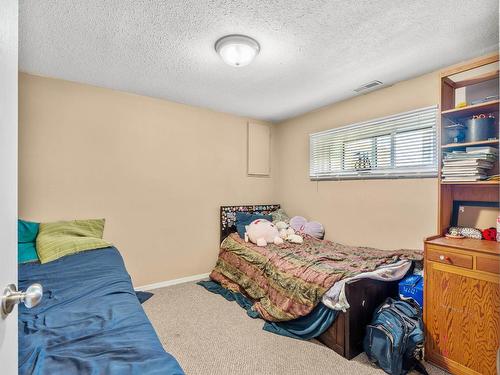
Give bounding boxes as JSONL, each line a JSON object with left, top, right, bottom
{"left": 309, "top": 105, "right": 438, "bottom": 180}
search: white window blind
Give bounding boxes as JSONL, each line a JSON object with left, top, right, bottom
{"left": 309, "top": 105, "right": 438, "bottom": 180}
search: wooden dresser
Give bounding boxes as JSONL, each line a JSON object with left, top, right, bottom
{"left": 424, "top": 236, "right": 500, "bottom": 375}
{"left": 424, "top": 53, "right": 500, "bottom": 375}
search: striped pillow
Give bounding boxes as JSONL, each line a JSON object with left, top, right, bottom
{"left": 36, "top": 219, "right": 111, "bottom": 263}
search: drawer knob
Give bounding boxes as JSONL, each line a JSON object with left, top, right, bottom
{"left": 439, "top": 255, "right": 451, "bottom": 262}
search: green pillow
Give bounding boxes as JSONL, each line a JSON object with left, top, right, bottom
{"left": 18, "top": 219, "right": 40, "bottom": 263}
{"left": 270, "top": 208, "right": 290, "bottom": 223}
{"left": 36, "top": 218, "right": 111, "bottom": 264}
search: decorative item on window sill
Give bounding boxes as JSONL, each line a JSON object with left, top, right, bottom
{"left": 309, "top": 105, "right": 437, "bottom": 180}
{"left": 354, "top": 152, "right": 371, "bottom": 171}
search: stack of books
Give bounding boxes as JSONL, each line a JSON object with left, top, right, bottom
{"left": 442, "top": 146, "right": 498, "bottom": 182}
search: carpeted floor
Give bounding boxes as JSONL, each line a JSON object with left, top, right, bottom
{"left": 143, "top": 282, "right": 449, "bottom": 375}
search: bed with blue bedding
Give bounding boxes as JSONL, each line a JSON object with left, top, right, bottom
{"left": 18, "top": 247, "right": 184, "bottom": 375}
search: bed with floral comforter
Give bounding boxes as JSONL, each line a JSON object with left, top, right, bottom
{"left": 210, "top": 233, "right": 422, "bottom": 322}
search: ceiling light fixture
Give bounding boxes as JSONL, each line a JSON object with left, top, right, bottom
{"left": 215, "top": 34, "right": 260, "bottom": 67}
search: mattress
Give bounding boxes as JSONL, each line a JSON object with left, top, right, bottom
{"left": 18, "top": 247, "right": 184, "bottom": 375}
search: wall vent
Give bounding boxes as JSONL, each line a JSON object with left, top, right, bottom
{"left": 354, "top": 80, "right": 383, "bottom": 93}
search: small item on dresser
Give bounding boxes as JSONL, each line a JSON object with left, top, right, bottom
{"left": 448, "top": 226, "right": 482, "bottom": 240}
{"left": 445, "top": 227, "right": 465, "bottom": 239}
{"left": 497, "top": 215, "right": 500, "bottom": 242}
{"left": 459, "top": 227, "right": 483, "bottom": 239}
{"left": 481, "top": 227, "right": 497, "bottom": 241}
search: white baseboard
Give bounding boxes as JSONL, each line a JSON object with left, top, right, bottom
{"left": 134, "top": 272, "right": 210, "bottom": 291}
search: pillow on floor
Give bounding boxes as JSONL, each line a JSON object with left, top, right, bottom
{"left": 18, "top": 219, "right": 40, "bottom": 264}
{"left": 235, "top": 212, "right": 272, "bottom": 239}
{"left": 36, "top": 218, "right": 111, "bottom": 263}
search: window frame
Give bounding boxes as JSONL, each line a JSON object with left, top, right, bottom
{"left": 309, "top": 105, "right": 438, "bottom": 181}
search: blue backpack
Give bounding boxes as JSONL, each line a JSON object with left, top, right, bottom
{"left": 363, "top": 298, "right": 427, "bottom": 375}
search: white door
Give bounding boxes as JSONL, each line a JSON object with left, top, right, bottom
{"left": 0, "top": 1, "right": 19, "bottom": 374}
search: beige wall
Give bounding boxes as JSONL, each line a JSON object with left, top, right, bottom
{"left": 19, "top": 70, "right": 440, "bottom": 287}
{"left": 274, "top": 72, "right": 439, "bottom": 250}
{"left": 18, "top": 73, "right": 275, "bottom": 286}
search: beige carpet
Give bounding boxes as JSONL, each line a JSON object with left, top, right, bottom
{"left": 143, "top": 282, "right": 449, "bottom": 375}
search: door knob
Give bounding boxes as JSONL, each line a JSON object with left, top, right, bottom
{"left": 2, "top": 283, "right": 43, "bottom": 315}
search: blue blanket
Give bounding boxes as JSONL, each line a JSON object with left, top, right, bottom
{"left": 198, "top": 280, "right": 338, "bottom": 340}
{"left": 18, "top": 247, "right": 184, "bottom": 375}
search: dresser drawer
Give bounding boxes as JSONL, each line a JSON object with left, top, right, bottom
{"left": 427, "top": 247, "right": 473, "bottom": 269}
{"left": 477, "top": 255, "right": 500, "bottom": 275}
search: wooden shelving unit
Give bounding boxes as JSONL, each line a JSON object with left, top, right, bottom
{"left": 441, "top": 99, "right": 500, "bottom": 119}
{"left": 426, "top": 54, "right": 500, "bottom": 375}
{"left": 453, "top": 69, "right": 499, "bottom": 88}
{"left": 441, "top": 139, "right": 499, "bottom": 149}
{"left": 440, "top": 180, "right": 499, "bottom": 185}
{"left": 438, "top": 53, "right": 500, "bottom": 233}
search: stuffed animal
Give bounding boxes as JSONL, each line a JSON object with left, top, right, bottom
{"left": 289, "top": 216, "right": 325, "bottom": 239}
{"left": 287, "top": 233, "right": 303, "bottom": 244}
{"left": 275, "top": 221, "right": 304, "bottom": 243}
{"left": 245, "top": 219, "right": 284, "bottom": 247}
{"left": 449, "top": 226, "right": 482, "bottom": 240}
{"left": 275, "top": 221, "right": 289, "bottom": 231}
{"left": 279, "top": 227, "right": 294, "bottom": 239}
{"left": 482, "top": 227, "right": 497, "bottom": 241}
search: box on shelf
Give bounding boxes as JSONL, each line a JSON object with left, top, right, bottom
{"left": 399, "top": 274, "right": 423, "bottom": 308}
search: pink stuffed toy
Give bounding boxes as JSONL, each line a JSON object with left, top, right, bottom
{"left": 245, "top": 219, "right": 284, "bottom": 247}
{"left": 289, "top": 216, "right": 324, "bottom": 239}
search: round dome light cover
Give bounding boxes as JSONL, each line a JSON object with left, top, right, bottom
{"left": 215, "top": 34, "right": 260, "bottom": 67}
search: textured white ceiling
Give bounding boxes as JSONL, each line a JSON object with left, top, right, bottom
{"left": 19, "top": 0, "right": 499, "bottom": 122}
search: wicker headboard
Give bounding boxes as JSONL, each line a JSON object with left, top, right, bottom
{"left": 220, "top": 204, "right": 280, "bottom": 243}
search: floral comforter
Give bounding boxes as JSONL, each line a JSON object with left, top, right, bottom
{"left": 210, "top": 233, "right": 422, "bottom": 321}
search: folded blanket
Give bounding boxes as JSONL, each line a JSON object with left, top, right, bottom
{"left": 210, "top": 233, "right": 422, "bottom": 321}
{"left": 322, "top": 260, "right": 411, "bottom": 311}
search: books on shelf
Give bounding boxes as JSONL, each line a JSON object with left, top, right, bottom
{"left": 442, "top": 175, "right": 487, "bottom": 182}
{"left": 442, "top": 169, "right": 488, "bottom": 176}
{"left": 441, "top": 146, "right": 498, "bottom": 182}
{"left": 465, "top": 146, "right": 498, "bottom": 154}
{"left": 443, "top": 160, "right": 493, "bottom": 167}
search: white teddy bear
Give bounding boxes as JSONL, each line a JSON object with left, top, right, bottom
{"left": 275, "top": 221, "right": 304, "bottom": 244}
{"left": 245, "top": 219, "right": 284, "bottom": 247}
